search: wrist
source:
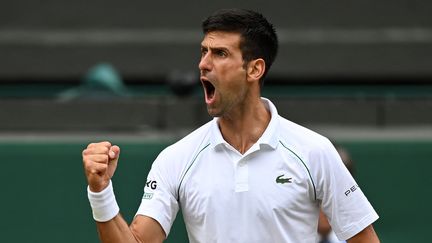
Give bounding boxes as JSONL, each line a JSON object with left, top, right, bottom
{"left": 87, "top": 180, "right": 120, "bottom": 222}
{"left": 88, "top": 180, "right": 110, "bottom": 193}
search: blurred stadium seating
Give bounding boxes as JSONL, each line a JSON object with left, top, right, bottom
{"left": 1, "top": 0, "right": 432, "bottom": 81}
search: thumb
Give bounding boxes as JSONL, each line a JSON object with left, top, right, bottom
{"left": 109, "top": 145, "right": 120, "bottom": 163}
{"left": 107, "top": 145, "right": 120, "bottom": 179}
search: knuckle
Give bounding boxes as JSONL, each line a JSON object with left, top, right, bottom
{"left": 82, "top": 156, "right": 89, "bottom": 165}
{"left": 88, "top": 141, "right": 109, "bottom": 148}
{"left": 101, "top": 146, "right": 109, "bottom": 154}
{"left": 97, "top": 154, "right": 109, "bottom": 164}
{"left": 101, "top": 154, "right": 108, "bottom": 161}
{"left": 101, "top": 141, "right": 112, "bottom": 147}
{"left": 83, "top": 162, "right": 93, "bottom": 173}
{"left": 89, "top": 154, "right": 108, "bottom": 163}
{"left": 90, "top": 167, "right": 102, "bottom": 174}
{"left": 100, "top": 163, "right": 108, "bottom": 171}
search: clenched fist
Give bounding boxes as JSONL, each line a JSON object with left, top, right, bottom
{"left": 82, "top": 141, "right": 120, "bottom": 192}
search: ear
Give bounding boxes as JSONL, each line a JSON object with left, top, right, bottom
{"left": 246, "top": 58, "right": 266, "bottom": 83}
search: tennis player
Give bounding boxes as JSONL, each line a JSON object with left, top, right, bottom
{"left": 83, "top": 8, "right": 380, "bottom": 243}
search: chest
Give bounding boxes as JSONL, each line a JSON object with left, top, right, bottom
{"left": 179, "top": 148, "right": 317, "bottom": 220}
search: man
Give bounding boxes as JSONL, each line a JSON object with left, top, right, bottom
{"left": 82, "top": 9, "right": 380, "bottom": 243}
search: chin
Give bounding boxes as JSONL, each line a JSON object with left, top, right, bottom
{"left": 206, "top": 107, "right": 221, "bottom": 118}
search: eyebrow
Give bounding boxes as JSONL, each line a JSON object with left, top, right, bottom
{"left": 201, "top": 45, "right": 230, "bottom": 53}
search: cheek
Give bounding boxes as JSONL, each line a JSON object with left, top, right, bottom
{"left": 219, "top": 63, "right": 246, "bottom": 83}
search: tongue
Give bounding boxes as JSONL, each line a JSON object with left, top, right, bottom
{"left": 206, "top": 90, "right": 215, "bottom": 104}
{"left": 203, "top": 81, "right": 216, "bottom": 104}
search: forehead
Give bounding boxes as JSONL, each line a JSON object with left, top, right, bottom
{"left": 201, "top": 31, "right": 242, "bottom": 49}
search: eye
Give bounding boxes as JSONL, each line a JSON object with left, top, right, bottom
{"left": 201, "top": 48, "right": 208, "bottom": 57}
{"left": 215, "top": 50, "right": 227, "bottom": 57}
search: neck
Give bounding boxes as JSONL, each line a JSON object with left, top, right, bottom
{"left": 218, "top": 98, "right": 270, "bottom": 154}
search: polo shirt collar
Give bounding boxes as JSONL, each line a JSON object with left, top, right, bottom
{"left": 209, "top": 97, "right": 280, "bottom": 150}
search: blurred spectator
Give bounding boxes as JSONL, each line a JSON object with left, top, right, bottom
{"left": 57, "top": 63, "right": 130, "bottom": 101}
{"left": 318, "top": 145, "right": 355, "bottom": 243}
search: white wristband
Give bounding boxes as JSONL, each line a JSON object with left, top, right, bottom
{"left": 87, "top": 180, "right": 120, "bottom": 222}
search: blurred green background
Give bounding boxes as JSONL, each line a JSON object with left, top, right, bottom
{"left": 1, "top": 139, "right": 430, "bottom": 242}
{"left": 1, "top": 0, "right": 432, "bottom": 242}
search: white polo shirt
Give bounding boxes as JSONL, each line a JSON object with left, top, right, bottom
{"left": 136, "top": 98, "right": 378, "bottom": 243}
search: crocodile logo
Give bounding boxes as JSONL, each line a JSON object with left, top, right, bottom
{"left": 276, "top": 174, "right": 292, "bottom": 184}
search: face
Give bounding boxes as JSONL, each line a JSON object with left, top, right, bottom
{"left": 199, "top": 31, "right": 249, "bottom": 118}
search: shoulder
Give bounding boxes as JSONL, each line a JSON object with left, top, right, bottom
{"left": 276, "top": 116, "right": 342, "bottom": 175}
{"left": 145, "top": 120, "right": 214, "bottom": 190}
{"left": 152, "top": 120, "right": 213, "bottom": 169}
{"left": 165, "top": 120, "right": 212, "bottom": 154}
{"left": 277, "top": 116, "right": 333, "bottom": 153}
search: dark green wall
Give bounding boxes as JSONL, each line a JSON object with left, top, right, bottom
{"left": 340, "top": 141, "right": 431, "bottom": 243}
{"left": 1, "top": 139, "right": 430, "bottom": 242}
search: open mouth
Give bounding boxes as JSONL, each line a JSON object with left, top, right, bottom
{"left": 201, "top": 79, "right": 215, "bottom": 102}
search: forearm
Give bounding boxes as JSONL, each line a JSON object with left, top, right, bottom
{"left": 347, "top": 225, "right": 380, "bottom": 243}
{"left": 96, "top": 214, "right": 139, "bottom": 243}
{"left": 83, "top": 143, "right": 165, "bottom": 243}
{"left": 87, "top": 181, "right": 138, "bottom": 242}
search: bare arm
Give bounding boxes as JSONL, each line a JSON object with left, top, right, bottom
{"left": 96, "top": 214, "right": 165, "bottom": 243}
{"left": 347, "top": 225, "right": 380, "bottom": 243}
{"left": 83, "top": 141, "right": 165, "bottom": 243}
{"left": 317, "top": 209, "right": 331, "bottom": 238}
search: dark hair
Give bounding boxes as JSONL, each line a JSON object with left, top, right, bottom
{"left": 202, "top": 9, "right": 278, "bottom": 85}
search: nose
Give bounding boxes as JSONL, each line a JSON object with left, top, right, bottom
{"left": 199, "top": 52, "right": 212, "bottom": 73}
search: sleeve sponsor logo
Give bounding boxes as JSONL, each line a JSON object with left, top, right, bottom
{"left": 146, "top": 180, "right": 157, "bottom": 190}
{"left": 344, "top": 184, "right": 359, "bottom": 196}
{"left": 143, "top": 179, "right": 157, "bottom": 200}
{"left": 143, "top": 192, "right": 153, "bottom": 200}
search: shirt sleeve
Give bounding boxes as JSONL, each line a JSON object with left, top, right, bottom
{"left": 312, "top": 139, "right": 379, "bottom": 241}
{"left": 135, "top": 151, "right": 180, "bottom": 238}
